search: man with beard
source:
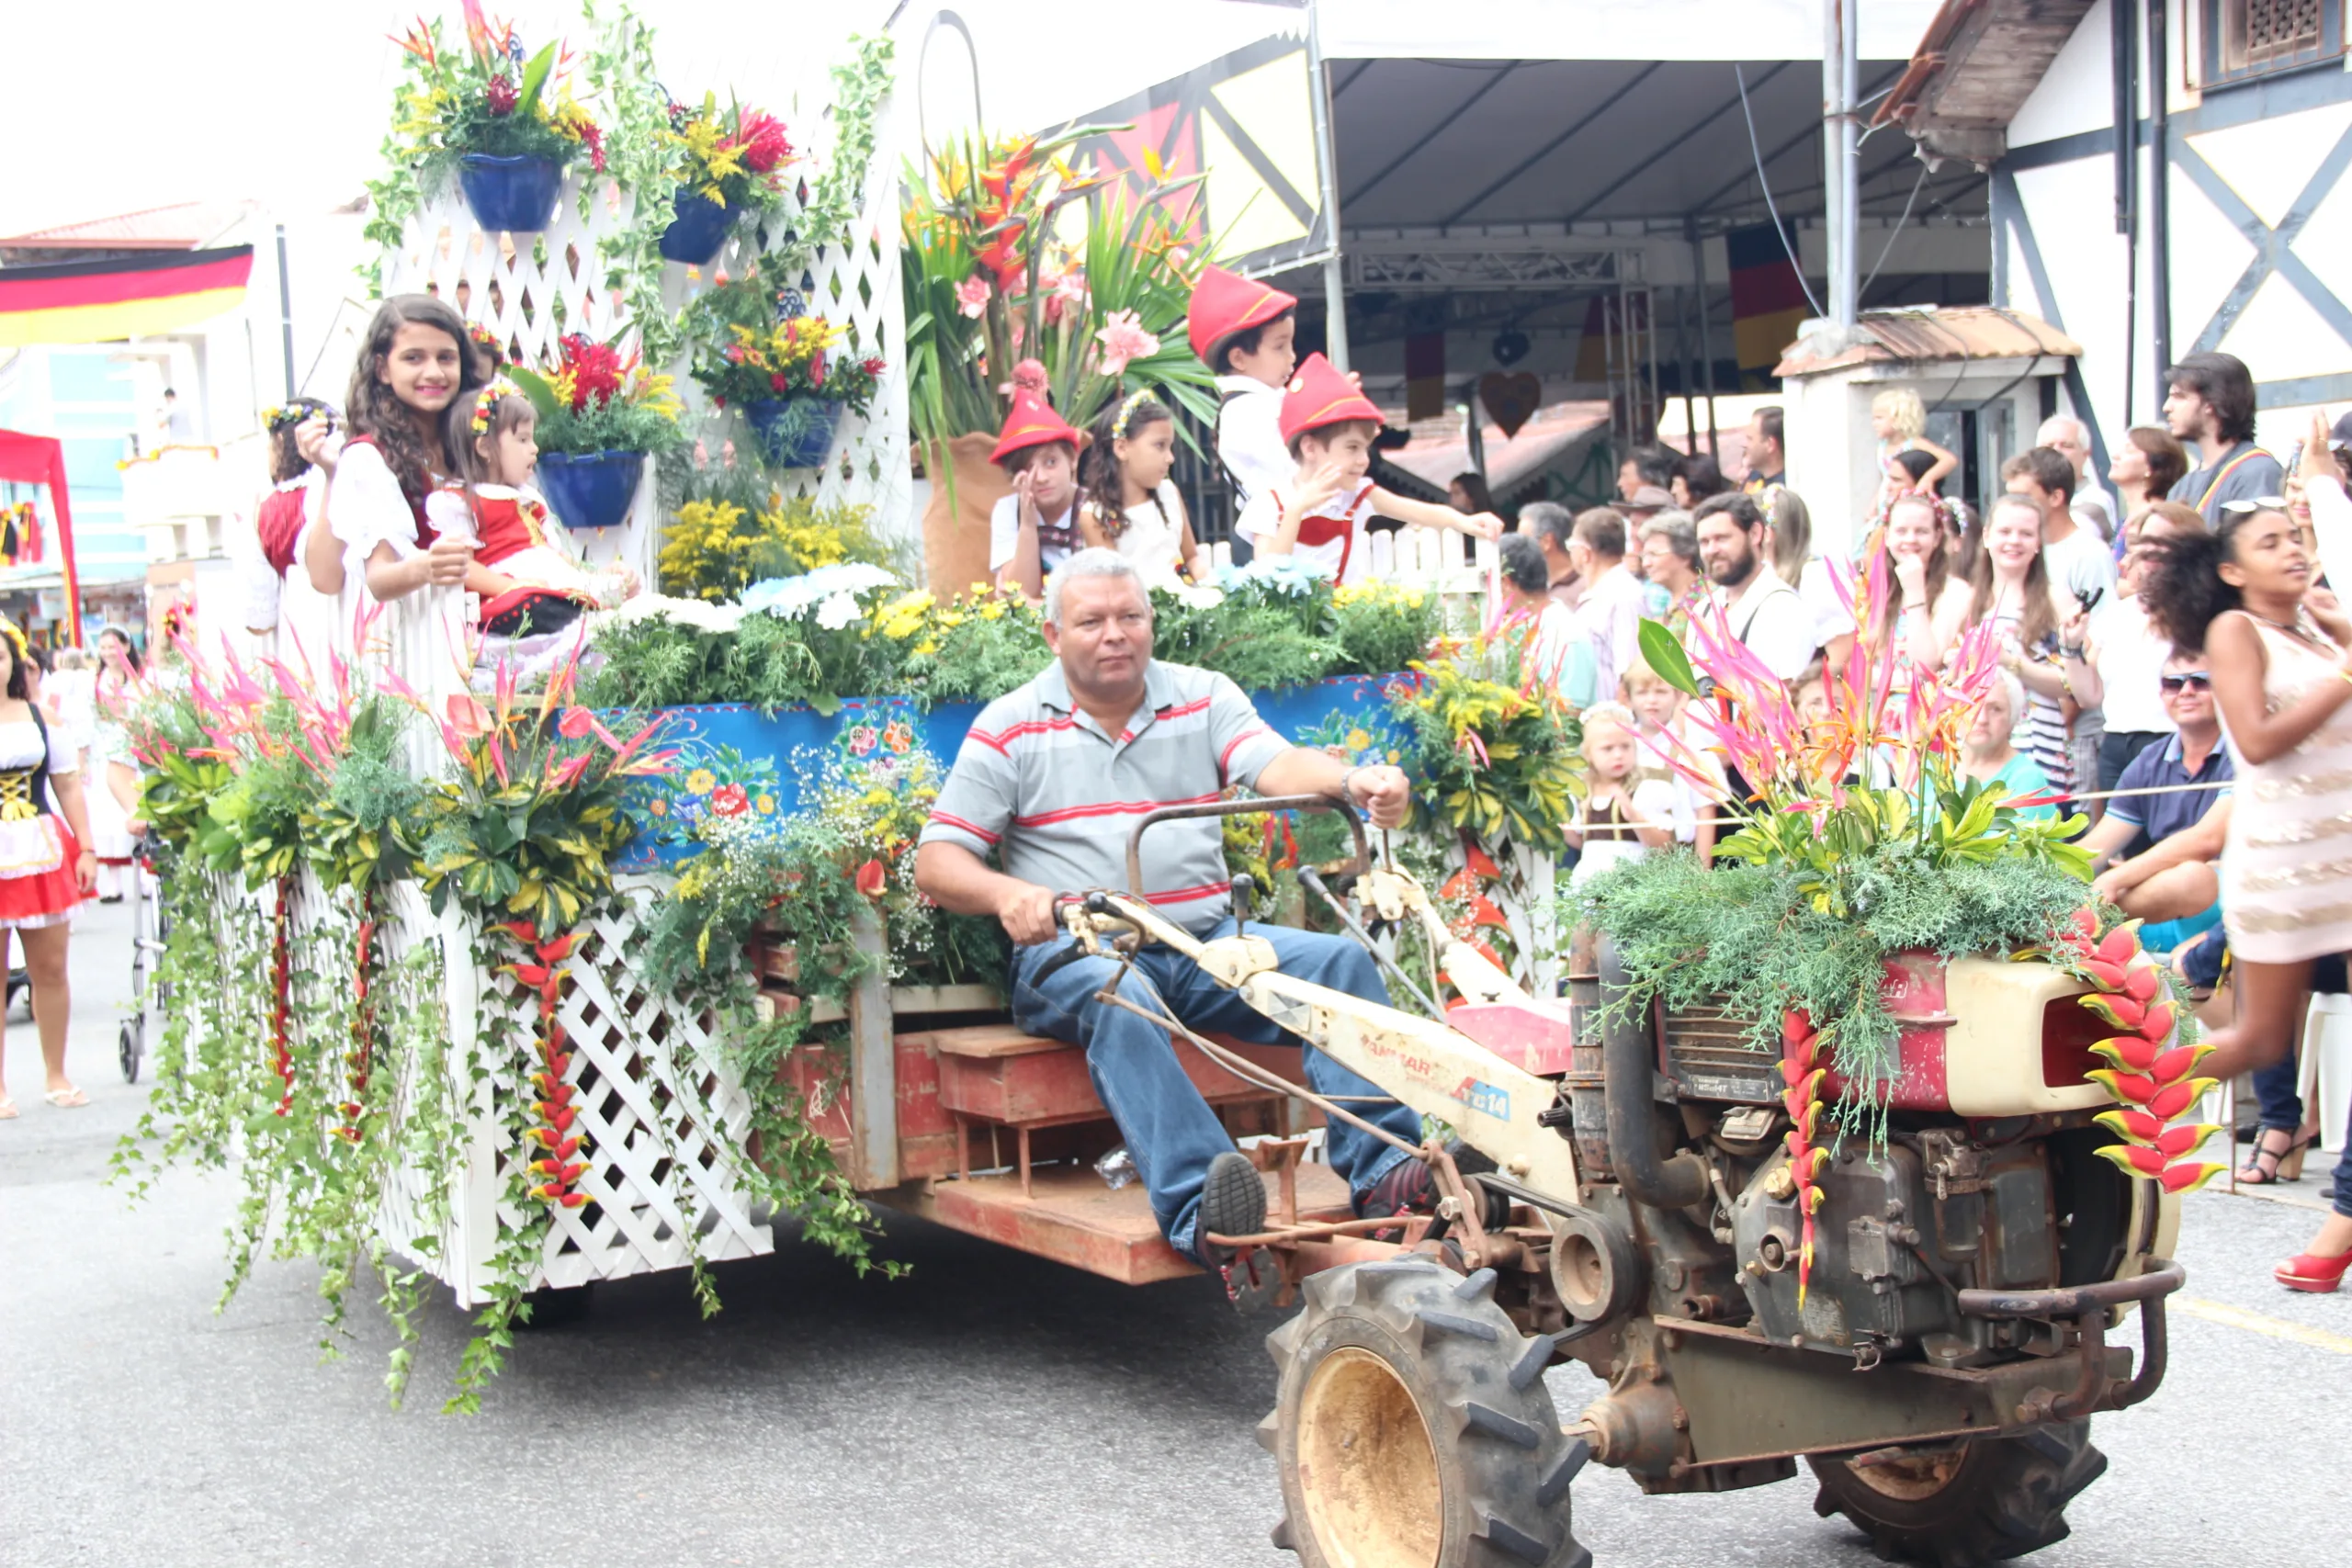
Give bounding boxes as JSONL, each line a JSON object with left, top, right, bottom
{"left": 1692, "top": 491, "right": 1815, "bottom": 680}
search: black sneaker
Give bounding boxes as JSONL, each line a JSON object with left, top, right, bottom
{"left": 1194, "top": 1150, "right": 1267, "bottom": 1267}
{"left": 1360, "top": 1156, "right": 1438, "bottom": 1221}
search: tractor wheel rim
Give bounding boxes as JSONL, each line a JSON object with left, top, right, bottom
{"left": 1296, "top": 1346, "right": 1442, "bottom": 1568}
{"left": 1849, "top": 1448, "right": 1966, "bottom": 1502}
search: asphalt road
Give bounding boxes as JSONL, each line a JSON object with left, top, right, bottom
{"left": 5, "top": 899, "right": 2346, "bottom": 1566}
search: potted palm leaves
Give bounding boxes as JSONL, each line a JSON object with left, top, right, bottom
{"left": 899, "top": 127, "right": 1217, "bottom": 592}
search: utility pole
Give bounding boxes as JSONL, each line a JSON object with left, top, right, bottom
{"left": 1306, "top": 0, "right": 1351, "bottom": 370}
{"left": 1824, "top": 0, "right": 1859, "bottom": 333}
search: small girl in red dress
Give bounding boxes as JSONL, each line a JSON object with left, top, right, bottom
{"left": 0, "top": 618, "right": 98, "bottom": 1118}
{"left": 429, "top": 379, "right": 639, "bottom": 637}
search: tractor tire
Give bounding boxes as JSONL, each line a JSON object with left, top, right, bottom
{"left": 1807, "top": 1421, "right": 2109, "bottom": 1566}
{"left": 1262, "top": 1257, "right": 1591, "bottom": 1568}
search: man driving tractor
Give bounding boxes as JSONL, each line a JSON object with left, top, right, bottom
{"left": 913, "top": 548, "right": 1436, "bottom": 1269}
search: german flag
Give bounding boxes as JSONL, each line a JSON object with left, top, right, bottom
{"left": 0, "top": 245, "right": 253, "bottom": 347}
{"left": 1726, "top": 222, "right": 1810, "bottom": 389}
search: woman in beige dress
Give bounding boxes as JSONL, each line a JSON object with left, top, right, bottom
{"left": 2142, "top": 502, "right": 2352, "bottom": 1291}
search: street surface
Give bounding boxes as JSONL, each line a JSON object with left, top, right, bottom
{"left": 5, "top": 900, "right": 2346, "bottom": 1566}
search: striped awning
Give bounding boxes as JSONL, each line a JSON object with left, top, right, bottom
{"left": 0, "top": 245, "right": 254, "bottom": 346}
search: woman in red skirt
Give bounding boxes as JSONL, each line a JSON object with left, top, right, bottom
{"left": 0, "top": 623, "right": 98, "bottom": 1117}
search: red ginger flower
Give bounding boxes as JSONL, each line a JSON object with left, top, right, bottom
{"left": 733, "top": 110, "right": 794, "bottom": 175}
{"left": 486, "top": 73, "right": 517, "bottom": 115}
{"left": 559, "top": 333, "right": 624, "bottom": 412}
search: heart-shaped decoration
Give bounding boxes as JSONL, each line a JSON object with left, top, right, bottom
{"left": 1480, "top": 371, "right": 1542, "bottom": 439}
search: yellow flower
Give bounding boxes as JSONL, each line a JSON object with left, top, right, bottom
{"left": 1346, "top": 728, "right": 1372, "bottom": 751}
{"left": 1405, "top": 592, "right": 1425, "bottom": 609}
{"left": 978, "top": 601, "right": 1004, "bottom": 621}
{"left": 753, "top": 793, "right": 776, "bottom": 815}
{"left": 913, "top": 638, "right": 939, "bottom": 656}
{"left": 684, "top": 769, "right": 716, "bottom": 795}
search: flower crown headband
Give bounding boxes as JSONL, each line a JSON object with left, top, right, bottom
{"left": 472, "top": 376, "right": 524, "bottom": 438}
{"left": 1109, "top": 387, "right": 1158, "bottom": 442}
{"left": 261, "top": 400, "right": 328, "bottom": 434}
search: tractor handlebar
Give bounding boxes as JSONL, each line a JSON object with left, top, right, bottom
{"left": 1124, "top": 794, "right": 1369, "bottom": 897}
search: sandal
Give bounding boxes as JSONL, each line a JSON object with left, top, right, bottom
{"left": 41, "top": 1087, "right": 88, "bottom": 1110}
{"left": 2278, "top": 1249, "right": 2352, "bottom": 1292}
{"left": 2239, "top": 1125, "right": 2314, "bottom": 1184}
{"left": 0, "top": 1097, "right": 17, "bottom": 1120}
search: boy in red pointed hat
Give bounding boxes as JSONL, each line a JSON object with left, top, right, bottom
{"left": 1186, "top": 265, "right": 1298, "bottom": 554}
{"left": 1238, "top": 354, "right": 1502, "bottom": 584}
{"left": 988, "top": 389, "right": 1082, "bottom": 598}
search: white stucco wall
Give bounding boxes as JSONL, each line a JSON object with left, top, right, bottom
{"left": 1997, "top": 0, "right": 2352, "bottom": 465}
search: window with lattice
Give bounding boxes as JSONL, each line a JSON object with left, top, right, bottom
{"left": 2208, "top": 0, "right": 2344, "bottom": 85}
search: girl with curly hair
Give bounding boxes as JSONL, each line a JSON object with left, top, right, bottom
{"left": 2140, "top": 499, "right": 2352, "bottom": 1291}
{"left": 306, "top": 295, "right": 481, "bottom": 606}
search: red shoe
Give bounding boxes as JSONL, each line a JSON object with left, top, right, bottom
{"left": 2276, "top": 1249, "right": 2352, "bottom": 1292}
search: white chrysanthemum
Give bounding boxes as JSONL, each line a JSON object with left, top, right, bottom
{"left": 815, "top": 592, "right": 863, "bottom": 630}
{"left": 597, "top": 594, "right": 744, "bottom": 634}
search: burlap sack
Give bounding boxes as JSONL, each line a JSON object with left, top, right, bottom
{"left": 920, "top": 434, "right": 1010, "bottom": 601}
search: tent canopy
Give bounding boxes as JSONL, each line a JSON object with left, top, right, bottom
{"left": 0, "top": 429, "right": 83, "bottom": 644}
{"left": 1328, "top": 58, "right": 1982, "bottom": 235}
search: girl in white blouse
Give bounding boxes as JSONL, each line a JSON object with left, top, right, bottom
{"left": 1077, "top": 390, "right": 1201, "bottom": 589}
{"left": 304, "top": 296, "right": 480, "bottom": 608}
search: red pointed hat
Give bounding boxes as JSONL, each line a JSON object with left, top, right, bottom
{"left": 1185, "top": 263, "right": 1297, "bottom": 364}
{"left": 989, "top": 389, "right": 1080, "bottom": 465}
{"left": 1279, "top": 354, "right": 1385, "bottom": 447}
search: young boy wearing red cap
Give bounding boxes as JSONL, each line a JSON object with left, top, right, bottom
{"left": 1186, "top": 265, "right": 1299, "bottom": 537}
{"left": 988, "top": 389, "right": 1083, "bottom": 598}
{"left": 1238, "top": 354, "right": 1502, "bottom": 583}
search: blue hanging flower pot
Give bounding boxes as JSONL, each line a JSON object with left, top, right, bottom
{"left": 744, "top": 398, "right": 843, "bottom": 469}
{"left": 659, "top": 187, "right": 741, "bottom": 265}
{"left": 456, "top": 154, "right": 567, "bottom": 233}
{"left": 537, "top": 449, "right": 645, "bottom": 532}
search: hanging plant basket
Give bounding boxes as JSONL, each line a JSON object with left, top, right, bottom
{"left": 456, "top": 154, "right": 566, "bottom": 233}
{"left": 537, "top": 449, "right": 645, "bottom": 532}
{"left": 659, "top": 188, "right": 742, "bottom": 266}
{"left": 744, "top": 398, "right": 843, "bottom": 469}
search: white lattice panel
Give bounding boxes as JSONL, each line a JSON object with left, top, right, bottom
{"left": 375, "top": 875, "right": 771, "bottom": 1306}
{"left": 379, "top": 64, "right": 912, "bottom": 584}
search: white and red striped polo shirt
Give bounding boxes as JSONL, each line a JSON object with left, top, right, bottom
{"left": 919, "top": 660, "right": 1292, "bottom": 932}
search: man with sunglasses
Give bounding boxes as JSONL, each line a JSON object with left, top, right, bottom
{"left": 2083, "top": 650, "right": 2233, "bottom": 945}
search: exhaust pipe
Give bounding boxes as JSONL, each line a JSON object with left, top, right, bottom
{"left": 1598, "top": 940, "right": 1711, "bottom": 1209}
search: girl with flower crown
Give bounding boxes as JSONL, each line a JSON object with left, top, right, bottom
{"left": 239, "top": 397, "right": 339, "bottom": 654}
{"left": 432, "top": 380, "right": 639, "bottom": 639}
{"left": 1076, "top": 389, "right": 1198, "bottom": 590}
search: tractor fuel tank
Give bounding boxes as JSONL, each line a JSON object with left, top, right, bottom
{"left": 1653, "top": 953, "right": 2114, "bottom": 1119}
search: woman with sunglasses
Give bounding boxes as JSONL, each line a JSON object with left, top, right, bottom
{"left": 2142, "top": 498, "right": 2352, "bottom": 1292}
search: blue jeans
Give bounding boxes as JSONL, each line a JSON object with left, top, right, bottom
{"left": 1009, "top": 918, "right": 1420, "bottom": 1261}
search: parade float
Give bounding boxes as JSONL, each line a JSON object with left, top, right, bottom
{"left": 112, "top": 9, "right": 2197, "bottom": 1562}
{"left": 114, "top": 0, "right": 1547, "bottom": 1410}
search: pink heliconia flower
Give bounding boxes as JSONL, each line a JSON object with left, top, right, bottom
{"left": 447, "top": 694, "right": 492, "bottom": 739}
{"left": 559, "top": 706, "right": 595, "bottom": 739}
